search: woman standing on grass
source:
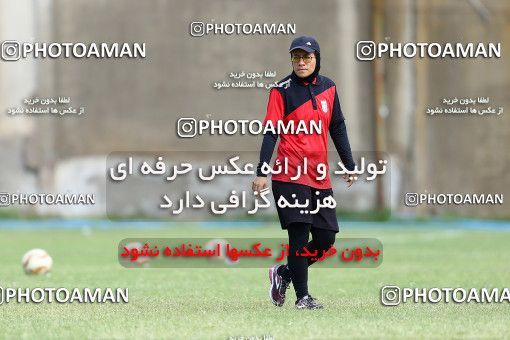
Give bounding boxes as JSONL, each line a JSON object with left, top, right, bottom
{"left": 252, "top": 35, "right": 356, "bottom": 310}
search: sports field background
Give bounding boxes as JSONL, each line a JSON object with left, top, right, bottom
{"left": 1, "top": 221, "right": 509, "bottom": 339}
{"left": 1, "top": 1, "right": 509, "bottom": 338}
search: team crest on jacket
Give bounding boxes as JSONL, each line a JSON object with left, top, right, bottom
{"left": 320, "top": 100, "right": 328, "bottom": 113}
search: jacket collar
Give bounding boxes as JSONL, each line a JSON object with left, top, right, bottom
{"left": 291, "top": 74, "right": 320, "bottom": 87}
{"left": 303, "top": 76, "right": 319, "bottom": 86}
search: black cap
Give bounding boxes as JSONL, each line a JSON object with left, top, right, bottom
{"left": 289, "top": 35, "right": 320, "bottom": 54}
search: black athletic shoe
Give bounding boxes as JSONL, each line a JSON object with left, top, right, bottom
{"left": 295, "top": 295, "right": 323, "bottom": 309}
{"left": 268, "top": 265, "right": 290, "bottom": 306}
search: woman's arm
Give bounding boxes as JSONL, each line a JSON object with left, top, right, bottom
{"left": 252, "top": 88, "right": 284, "bottom": 192}
{"left": 256, "top": 131, "right": 278, "bottom": 177}
{"left": 329, "top": 88, "right": 356, "bottom": 172}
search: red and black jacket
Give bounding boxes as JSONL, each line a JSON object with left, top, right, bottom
{"left": 257, "top": 73, "right": 356, "bottom": 189}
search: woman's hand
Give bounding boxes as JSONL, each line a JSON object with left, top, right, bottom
{"left": 252, "top": 176, "right": 268, "bottom": 193}
{"left": 342, "top": 174, "right": 355, "bottom": 188}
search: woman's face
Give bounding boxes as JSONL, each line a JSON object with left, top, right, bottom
{"left": 291, "top": 49, "right": 316, "bottom": 78}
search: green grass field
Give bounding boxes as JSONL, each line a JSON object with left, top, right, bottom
{"left": 1, "top": 223, "right": 510, "bottom": 339}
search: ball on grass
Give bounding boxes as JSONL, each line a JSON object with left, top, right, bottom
{"left": 22, "top": 248, "right": 53, "bottom": 275}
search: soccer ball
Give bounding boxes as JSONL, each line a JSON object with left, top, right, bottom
{"left": 123, "top": 242, "right": 150, "bottom": 267}
{"left": 22, "top": 249, "right": 53, "bottom": 275}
